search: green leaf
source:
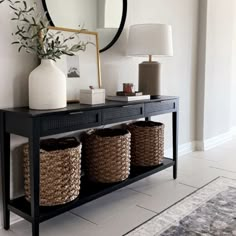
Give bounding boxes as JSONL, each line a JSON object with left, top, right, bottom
{"left": 27, "top": 24, "right": 32, "bottom": 32}
{"left": 14, "top": 11, "right": 20, "bottom": 17}
{"left": 32, "top": 17, "right": 36, "bottom": 25}
{"left": 22, "top": 18, "right": 30, "bottom": 23}
{"left": 23, "top": 1, "right": 27, "bottom": 10}
{"left": 40, "top": 21, "right": 45, "bottom": 28}
{"left": 26, "top": 7, "right": 34, "bottom": 13}
{"left": 7, "top": 0, "right": 13, "bottom": 4}
{"left": 9, "top": 5, "right": 17, "bottom": 10}
{"left": 18, "top": 45, "right": 24, "bottom": 52}
{"left": 62, "top": 51, "right": 74, "bottom": 56}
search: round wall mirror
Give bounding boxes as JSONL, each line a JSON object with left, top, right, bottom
{"left": 42, "top": 0, "right": 127, "bottom": 53}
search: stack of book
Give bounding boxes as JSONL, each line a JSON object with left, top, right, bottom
{"left": 106, "top": 91, "right": 150, "bottom": 102}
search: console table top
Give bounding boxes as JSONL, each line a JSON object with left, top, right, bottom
{"left": 1, "top": 96, "right": 178, "bottom": 117}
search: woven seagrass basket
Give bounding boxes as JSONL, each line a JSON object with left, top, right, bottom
{"left": 128, "top": 121, "right": 164, "bottom": 166}
{"left": 23, "top": 137, "right": 81, "bottom": 206}
{"left": 82, "top": 129, "right": 131, "bottom": 183}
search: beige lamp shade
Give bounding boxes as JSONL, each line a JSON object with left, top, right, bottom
{"left": 127, "top": 24, "right": 173, "bottom": 57}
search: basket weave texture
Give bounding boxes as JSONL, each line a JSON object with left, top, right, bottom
{"left": 128, "top": 121, "right": 164, "bottom": 166}
{"left": 23, "top": 137, "right": 81, "bottom": 206}
{"left": 83, "top": 129, "right": 131, "bottom": 183}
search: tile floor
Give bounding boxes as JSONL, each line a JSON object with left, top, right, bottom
{"left": 1, "top": 138, "right": 236, "bottom": 236}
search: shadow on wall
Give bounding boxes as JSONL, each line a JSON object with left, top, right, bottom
{"left": 12, "top": 57, "right": 40, "bottom": 108}
{"left": 11, "top": 145, "right": 25, "bottom": 198}
{"left": 13, "top": 74, "right": 29, "bottom": 108}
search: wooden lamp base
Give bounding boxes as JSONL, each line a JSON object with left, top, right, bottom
{"left": 139, "top": 61, "right": 161, "bottom": 98}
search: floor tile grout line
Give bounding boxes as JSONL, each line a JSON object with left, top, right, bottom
{"left": 178, "top": 182, "right": 198, "bottom": 189}
{"left": 204, "top": 158, "right": 222, "bottom": 163}
{"left": 69, "top": 212, "right": 98, "bottom": 226}
{"left": 209, "top": 166, "right": 236, "bottom": 173}
{"left": 127, "top": 188, "right": 153, "bottom": 197}
{"left": 181, "top": 156, "right": 219, "bottom": 163}
{"left": 136, "top": 205, "right": 158, "bottom": 214}
{"left": 124, "top": 177, "right": 221, "bottom": 236}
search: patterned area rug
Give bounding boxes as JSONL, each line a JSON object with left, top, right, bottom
{"left": 125, "top": 177, "right": 236, "bottom": 236}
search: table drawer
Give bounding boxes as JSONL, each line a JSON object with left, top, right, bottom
{"left": 145, "top": 100, "right": 176, "bottom": 116}
{"left": 102, "top": 104, "right": 144, "bottom": 124}
{"left": 40, "top": 110, "right": 101, "bottom": 136}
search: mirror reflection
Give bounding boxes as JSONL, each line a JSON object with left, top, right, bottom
{"left": 44, "top": 0, "right": 123, "bottom": 50}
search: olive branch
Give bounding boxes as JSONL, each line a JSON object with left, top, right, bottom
{"left": 0, "top": 0, "right": 91, "bottom": 60}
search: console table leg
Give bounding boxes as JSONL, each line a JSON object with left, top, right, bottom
{"left": 0, "top": 112, "right": 10, "bottom": 230}
{"left": 29, "top": 119, "right": 40, "bottom": 236}
{"left": 32, "top": 221, "right": 39, "bottom": 236}
{"left": 172, "top": 110, "right": 179, "bottom": 179}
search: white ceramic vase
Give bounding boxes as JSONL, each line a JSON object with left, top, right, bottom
{"left": 29, "top": 59, "right": 67, "bottom": 110}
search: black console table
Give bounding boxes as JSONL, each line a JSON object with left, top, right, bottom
{"left": 0, "top": 96, "right": 179, "bottom": 236}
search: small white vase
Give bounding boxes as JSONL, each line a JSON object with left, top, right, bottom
{"left": 29, "top": 59, "right": 67, "bottom": 110}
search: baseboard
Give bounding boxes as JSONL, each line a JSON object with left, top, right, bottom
{"left": 165, "top": 141, "right": 196, "bottom": 158}
{"left": 166, "top": 128, "right": 236, "bottom": 154}
{"left": 179, "top": 142, "right": 197, "bottom": 156}
{"left": 197, "top": 131, "right": 233, "bottom": 151}
{"left": 195, "top": 141, "right": 204, "bottom": 151}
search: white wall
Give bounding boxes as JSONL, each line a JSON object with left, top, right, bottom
{"left": 196, "top": 0, "right": 236, "bottom": 145}
{"left": 45, "top": 0, "right": 97, "bottom": 30}
{"left": 231, "top": 1, "right": 236, "bottom": 127}
{"left": 104, "top": 0, "right": 122, "bottom": 28}
{"left": 203, "top": 0, "right": 234, "bottom": 139}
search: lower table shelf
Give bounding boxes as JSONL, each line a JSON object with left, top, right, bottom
{"left": 9, "top": 158, "right": 174, "bottom": 223}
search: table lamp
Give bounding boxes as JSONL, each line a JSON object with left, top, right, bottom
{"left": 127, "top": 24, "right": 173, "bottom": 98}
